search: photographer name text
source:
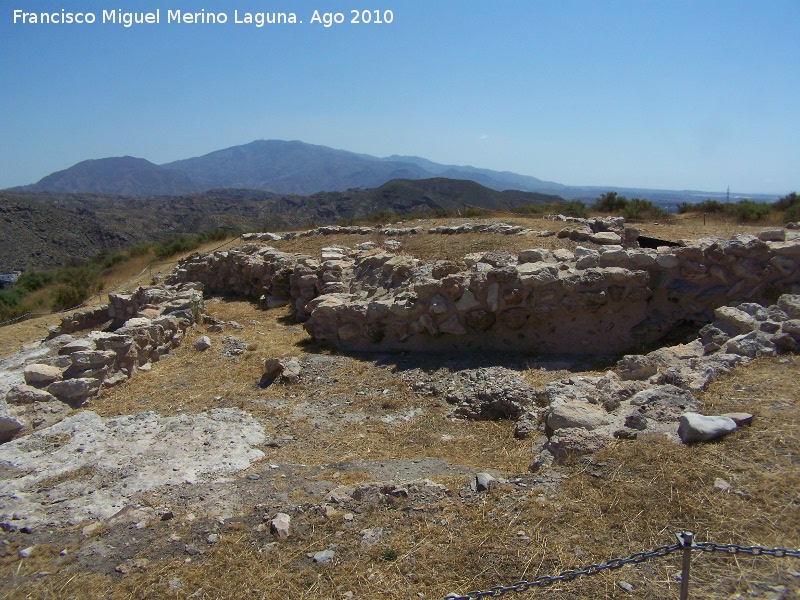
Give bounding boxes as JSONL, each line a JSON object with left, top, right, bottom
{"left": 12, "top": 8, "right": 395, "bottom": 28}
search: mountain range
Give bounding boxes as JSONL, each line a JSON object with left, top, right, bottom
{"left": 2, "top": 139, "right": 784, "bottom": 271}
{"left": 13, "top": 139, "right": 780, "bottom": 207}
{"left": 13, "top": 140, "right": 567, "bottom": 197}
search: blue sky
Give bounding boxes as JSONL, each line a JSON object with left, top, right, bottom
{"left": 2, "top": 0, "right": 798, "bottom": 194}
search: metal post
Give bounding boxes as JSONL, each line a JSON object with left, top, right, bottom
{"left": 677, "top": 531, "right": 694, "bottom": 600}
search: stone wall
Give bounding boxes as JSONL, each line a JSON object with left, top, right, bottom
{"left": 167, "top": 226, "right": 800, "bottom": 356}
{"left": 3, "top": 283, "right": 204, "bottom": 429}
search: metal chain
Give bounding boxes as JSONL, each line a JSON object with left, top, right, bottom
{"left": 444, "top": 538, "right": 800, "bottom": 600}
{"left": 444, "top": 543, "right": 682, "bottom": 600}
{"left": 694, "top": 542, "right": 800, "bottom": 559}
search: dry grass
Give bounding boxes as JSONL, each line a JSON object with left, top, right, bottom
{"left": 275, "top": 216, "right": 578, "bottom": 263}
{"left": 2, "top": 219, "right": 799, "bottom": 600}
{"left": 631, "top": 211, "right": 783, "bottom": 241}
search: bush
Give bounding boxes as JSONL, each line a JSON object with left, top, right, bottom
{"left": 677, "top": 199, "right": 725, "bottom": 214}
{"left": 154, "top": 235, "right": 201, "bottom": 258}
{"left": 91, "top": 251, "right": 127, "bottom": 270}
{"left": 775, "top": 192, "right": 800, "bottom": 221}
{"left": 463, "top": 207, "right": 490, "bottom": 218}
{"left": 562, "top": 200, "right": 587, "bottom": 218}
{"left": 0, "top": 287, "right": 26, "bottom": 322}
{"left": 50, "top": 266, "right": 103, "bottom": 311}
{"left": 728, "top": 199, "right": 772, "bottom": 222}
{"left": 16, "top": 271, "right": 53, "bottom": 293}
{"left": 621, "top": 198, "right": 668, "bottom": 220}
{"left": 775, "top": 191, "right": 800, "bottom": 211}
{"left": 197, "top": 226, "right": 235, "bottom": 244}
{"left": 512, "top": 203, "right": 547, "bottom": 216}
{"left": 594, "top": 191, "right": 628, "bottom": 213}
{"left": 127, "top": 244, "right": 152, "bottom": 258}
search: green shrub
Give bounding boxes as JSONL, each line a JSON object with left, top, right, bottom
{"left": 512, "top": 203, "right": 547, "bottom": 215}
{"left": 562, "top": 200, "right": 588, "bottom": 218}
{"left": 91, "top": 251, "right": 127, "bottom": 270}
{"left": 775, "top": 192, "right": 800, "bottom": 211}
{"left": 379, "top": 549, "right": 399, "bottom": 561}
{"left": 728, "top": 199, "right": 771, "bottom": 222}
{"left": 127, "top": 244, "right": 152, "bottom": 258}
{"left": 463, "top": 207, "right": 489, "bottom": 218}
{"left": 775, "top": 192, "right": 800, "bottom": 221}
{"left": 785, "top": 203, "right": 800, "bottom": 222}
{"left": 0, "top": 292, "right": 28, "bottom": 322}
{"left": 50, "top": 266, "right": 103, "bottom": 311}
{"left": 16, "top": 271, "right": 53, "bottom": 293}
{"left": 154, "top": 235, "right": 201, "bottom": 258}
{"left": 197, "top": 226, "right": 235, "bottom": 244}
{"left": 0, "top": 272, "right": 54, "bottom": 322}
{"left": 621, "top": 198, "right": 668, "bottom": 220}
{"left": 677, "top": 199, "right": 725, "bottom": 214}
{"left": 594, "top": 191, "right": 628, "bottom": 213}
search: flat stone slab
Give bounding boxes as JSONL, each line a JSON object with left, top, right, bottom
{"left": 0, "top": 408, "right": 265, "bottom": 529}
{"left": 23, "top": 364, "right": 63, "bottom": 386}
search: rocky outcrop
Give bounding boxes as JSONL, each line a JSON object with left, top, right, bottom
{"left": 0, "top": 408, "right": 264, "bottom": 530}
{"left": 443, "top": 367, "right": 538, "bottom": 420}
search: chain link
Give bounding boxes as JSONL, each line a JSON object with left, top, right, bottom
{"left": 695, "top": 542, "right": 800, "bottom": 559}
{"left": 443, "top": 539, "right": 800, "bottom": 600}
{"left": 444, "top": 544, "right": 682, "bottom": 600}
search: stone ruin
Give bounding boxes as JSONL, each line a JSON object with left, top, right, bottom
{"left": 0, "top": 283, "right": 203, "bottom": 442}
{"left": 160, "top": 219, "right": 800, "bottom": 461}
{"left": 3, "top": 217, "right": 800, "bottom": 463}
{"left": 167, "top": 221, "right": 800, "bottom": 356}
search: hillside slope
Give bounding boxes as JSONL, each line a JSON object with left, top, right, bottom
{"left": 3, "top": 179, "right": 563, "bottom": 270}
{"left": 0, "top": 194, "right": 130, "bottom": 271}
{"left": 162, "top": 140, "right": 431, "bottom": 194}
{"left": 11, "top": 140, "right": 570, "bottom": 197}
{"left": 20, "top": 157, "right": 202, "bottom": 196}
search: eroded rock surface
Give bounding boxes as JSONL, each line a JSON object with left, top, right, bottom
{"left": 0, "top": 408, "right": 265, "bottom": 531}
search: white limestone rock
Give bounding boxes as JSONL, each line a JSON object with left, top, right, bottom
{"left": 5, "top": 384, "right": 57, "bottom": 405}
{"left": 271, "top": 513, "right": 292, "bottom": 539}
{"left": 677, "top": 413, "right": 737, "bottom": 443}
{"left": 547, "top": 402, "right": 611, "bottom": 431}
{"left": 778, "top": 295, "right": 800, "bottom": 319}
{"left": 47, "top": 378, "right": 101, "bottom": 403}
{"left": 0, "top": 402, "right": 24, "bottom": 442}
{"left": 23, "top": 364, "right": 63, "bottom": 386}
{"left": 193, "top": 336, "right": 212, "bottom": 351}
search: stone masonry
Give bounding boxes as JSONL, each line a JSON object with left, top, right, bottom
{"left": 168, "top": 225, "right": 800, "bottom": 355}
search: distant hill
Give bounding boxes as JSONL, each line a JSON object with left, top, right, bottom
{"left": 382, "top": 155, "right": 567, "bottom": 194}
{"left": 1, "top": 178, "right": 563, "bottom": 271}
{"left": 12, "top": 140, "right": 571, "bottom": 197}
{"left": 19, "top": 157, "right": 202, "bottom": 196}
{"left": 163, "top": 140, "right": 432, "bottom": 195}
{"left": 8, "top": 140, "right": 783, "bottom": 206}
